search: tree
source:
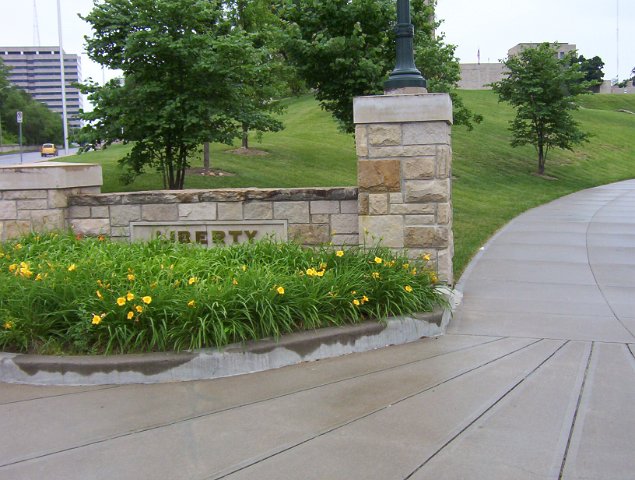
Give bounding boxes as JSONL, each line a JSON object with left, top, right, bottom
{"left": 491, "top": 43, "right": 590, "bottom": 175}
{"left": 0, "top": 59, "right": 63, "bottom": 145}
{"left": 576, "top": 55, "right": 604, "bottom": 92}
{"left": 79, "top": 0, "right": 285, "bottom": 189}
{"left": 279, "top": 0, "right": 481, "bottom": 133}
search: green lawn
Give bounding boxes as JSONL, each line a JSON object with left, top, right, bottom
{"left": 65, "top": 92, "right": 635, "bottom": 279}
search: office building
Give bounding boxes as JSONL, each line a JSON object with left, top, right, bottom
{"left": 0, "top": 46, "right": 83, "bottom": 129}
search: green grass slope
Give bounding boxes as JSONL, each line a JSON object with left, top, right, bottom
{"left": 68, "top": 91, "right": 635, "bottom": 279}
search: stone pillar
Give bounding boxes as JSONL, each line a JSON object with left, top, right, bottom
{"left": 0, "top": 162, "right": 102, "bottom": 241}
{"left": 354, "top": 93, "right": 453, "bottom": 284}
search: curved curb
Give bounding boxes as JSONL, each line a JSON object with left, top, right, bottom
{"left": 0, "top": 310, "right": 444, "bottom": 386}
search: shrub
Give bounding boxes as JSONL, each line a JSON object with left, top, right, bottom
{"left": 0, "top": 233, "right": 444, "bottom": 354}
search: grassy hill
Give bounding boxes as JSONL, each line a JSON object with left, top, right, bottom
{"left": 67, "top": 91, "right": 635, "bottom": 279}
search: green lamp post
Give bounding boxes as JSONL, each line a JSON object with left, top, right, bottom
{"left": 384, "top": 0, "right": 427, "bottom": 91}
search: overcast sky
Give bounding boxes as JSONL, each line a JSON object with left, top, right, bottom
{"left": 0, "top": 0, "right": 633, "bottom": 86}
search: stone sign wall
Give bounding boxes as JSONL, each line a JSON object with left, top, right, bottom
{"left": 67, "top": 188, "right": 359, "bottom": 248}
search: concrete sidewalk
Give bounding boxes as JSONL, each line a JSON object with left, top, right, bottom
{"left": 1, "top": 180, "right": 635, "bottom": 479}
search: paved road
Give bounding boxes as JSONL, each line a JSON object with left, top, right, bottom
{"left": 1, "top": 180, "right": 634, "bottom": 480}
{"left": 0, "top": 148, "right": 79, "bottom": 166}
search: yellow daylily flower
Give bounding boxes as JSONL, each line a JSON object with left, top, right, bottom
{"left": 404, "top": 285, "right": 413, "bottom": 293}
{"left": 276, "top": 286, "right": 285, "bottom": 295}
{"left": 336, "top": 250, "right": 344, "bottom": 257}
{"left": 142, "top": 296, "right": 152, "bottom": 304}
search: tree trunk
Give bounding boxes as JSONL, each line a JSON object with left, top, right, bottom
{"left": 203, "top": 142, "right": 210, "bottom": 173}
{"left": 241, "top": 124, "right": 249, "bottom": 150}
{"left": 538, "top": 144, "right": 545, "bottom": 175}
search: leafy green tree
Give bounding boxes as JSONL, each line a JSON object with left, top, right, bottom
{"left": 491, "top": 43, "right": 590, "bottom": 175}
{"left": 0, "top": 59, "right": 63, "bottom": 146}
{"left": 79, "top": 0, "right": 285, "bottom": 189}
{"left": 279, "top": 0, "right": 481, "bottom": 133}
{"left": 576, "top": 55, "right": 604, "bottom": 92}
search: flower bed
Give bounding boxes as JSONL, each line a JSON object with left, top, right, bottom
{"left": 0, "top": 233, "right": 444, "bottom": 355}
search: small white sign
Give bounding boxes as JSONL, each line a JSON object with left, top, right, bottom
{"left": 16, "top": 111, "right": 23, "bottom": 123}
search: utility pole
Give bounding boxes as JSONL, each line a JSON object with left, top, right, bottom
{"left": 56, "top": 0, "right": 69, "bottom": 154}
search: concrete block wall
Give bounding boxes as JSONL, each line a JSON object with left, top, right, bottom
{"left": 354, "top": 93, "right": 454, "bottom": 283}
{"left": 68, "top": 188, "right": 359, "bottom": 247}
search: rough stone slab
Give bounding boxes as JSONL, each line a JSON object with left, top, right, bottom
{"left": 405, "top": 215, "right": 435, "bottom": 226}
{"left": 244, "top": 201, "right": 273, "bottom": 220}
{"left": 16, "top": 199, "right": 49, "bottom": 210}
{"left": 360, "top": 215, "right": 404, "bottom": 248}
{"left": 331, "top": 213, "right": 359, "bottom": 235}
{"left": 289, "top": 223, "right": 330, "bottom": 245}
{"left": 403, "top": 121, "right": 450, "bottom": 145}
{"left": 368, "top": 144, "right": 437, "bottom": 159}
{"left": 340, "top": 200, "right": 358, "bottom": 214}
{"left": 217, "top": 202, "right": 244, "bottom": 220}
{"left": 274, "top": 202, "right": 310, "bottom": 224}
{"left": 29, "top": 210, "right": 66, "bottom": 231}
{"left": 2, "top": 220, "right": 30, "bottom": 239}
{"left": 47, "top": 190, "right": 69, "bottom": 208}
{"left": 141, "top": 204, "right": 179, "bottom": 222}
{"left": 90, "top": 206, "right": 110, "bottom": 218}
{"left": 368, "top": 124, "right": 402, "bottom": 146}
{"left": 178, "top": 203, "right": 217, "bottom": 221}
{"left": 0, "top": 200, "right": 17, "bottom": 220}
{"left": 358, "top": 159, "right": 401, "bottom": 192}
{"left": 110, "top": 205, "right": 141, "bottom": 226}
{"left": 404, "top": 179, "right": 451, "bottom": 203}
{"left": 67, "top": 205, "right": 91, "bottom": 219}
{"left": 70, "top": 219, "right": 111, "bottom": 236}
{"left": 437, "top": 202, "right": 453, "bottom": 224}
{"left": 355, "top": 124, "right": 369, "bottom": 157}
{"left": 402, "top": 157, "right": 436, "bottom": 180}
{"left": 353, "top": 93, "right": 453, "bottom": 125}
{"left": 311, "top": 214, "right": 330, "bottom": 224}
{"left": 404, "top": 226, "right": 449, "bottom": 248}
{"left": 358, "top": 193, "right": 369, "bottom": 215}
{"left": 2, "top": 189, "right": 48, "bottom": 200}
{"left": 368, "top": 194, "right": 389, "bottom": 215}
{"left": 310, "top": 200, "right": 340, "bottom": 214}
{"left": 437, "top": 145, "right": 452, "bottom": 178}
{"left": 332, "top": 234, "right": 359, "bottom": 246}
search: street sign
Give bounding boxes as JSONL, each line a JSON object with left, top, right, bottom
{"left": 16, "top": 111, "right": 23, "bottom": 124}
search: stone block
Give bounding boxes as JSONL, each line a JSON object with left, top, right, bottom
{"left": 404, "top": 179, "right": 450, "bottom": 203}
{"left": 437, "top": 203, "right": 453, "bottom": 225}
{"left": 48, "top": 190, "right": 69, "bottom": 208}
{"left": 331, "top": 213, "right": 358, "bottom": 235}
{"left": 0, "top": 163, "right": 102, "bottom": 190}
{"left": 0, "top": 200, "right": 17, "bottom": 220}
{"left": 310, "top": 200, "right": 340, "bottom": 214}
{"left": 0, "top": 222, "right": 3, "bottom": 241}
{"left": 437, "top": 248, "right": 453, "bottom": 284}
{"left": 368, "top": 124, "right": 402, "bottom": 146}
{"left": 274, "top": 202, "right": 310, "bottom": 224}
{"left": 368, "top": 144, "right": 437, "bottom": 159}
{"left": 405, "top": 215, "right": 435, "bottom": 226}
{"left": 289, "top": 224, "right": 330, "bottom": 245}
{"left": 30, "top": 210, "right": 66, "bottom": 232}
{"left": 332, "top": 234, "right": 359, "bottom": 246}
{"left": 311, "top": 214, "right": 330, "bottom": 224}
{"left": 389, "top": 193, "right": 404, "bottom": 204}
{"left": 390, "top": 203, "right": 435, "bottom": 215}
{"left": 340, "top": 200, "right": 358, "bottom": 214}
{"left": 368, "top": 194, "right": 389, "bottom": 215}
{"left": 2, "top": 189, "right": 48, "bottom": 200}
{"left": 178, "top": 203, "right": 217, "bottom": 221}
{"left": 142, "top": 204, "right": 179, "bottom": 221}
{"left": 17, "top": 199, "right": 48, "bottom": 210}
{"left": 359, "top": 215, "right": 404, "bottom": 248}
{"left": 218, "top": 202, "right": 244, "bottom": 220}
{"left": 244, "top": 201, "right": 273, "bottom": 220}
{"left": 68, "top": 206, "right": 91, "bottom": 219}
{"left": 91, "top": 206, "right": 110, "bottom": 218}
{"left": 358, "top": 160, "right": 401, "bottom": 192}
{"left": 355, "top": 125, "right": 368, "bottom": 157}
{"left": 358, "top": 193, "right": 369, "bottom": 216}
{"left": 110, "top": 226, "right": 130, "bottom": 238}
{"left": 402, "top": 157, "right": 436, "bottom": 180}
{"left": 4, "top": 220, "right": 31, "bottom": 239}
{"left": 403, "top": 122, "right": 450, "bottom": 145}
{"left": 70, "top": 218, "right": 111, "bottom": 236}
{"left": 437, "top": 145, "right": 452, "bottom": 178}
{"left": 110, "top": 205, "right": 142, "bottom": 226}
{"left": 404, "top": 226, "right": 449, "bottom": 248}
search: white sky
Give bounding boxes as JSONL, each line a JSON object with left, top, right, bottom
{"left": 0, "top": 0, "right": 633, "bottom": 88}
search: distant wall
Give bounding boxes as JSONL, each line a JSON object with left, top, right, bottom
{"left": 458, "top": 63, "right": 506, "bottom": 90}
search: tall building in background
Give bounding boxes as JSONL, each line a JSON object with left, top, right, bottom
{"left": 0, "top": 46, "right": 82, "bottom": 129}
